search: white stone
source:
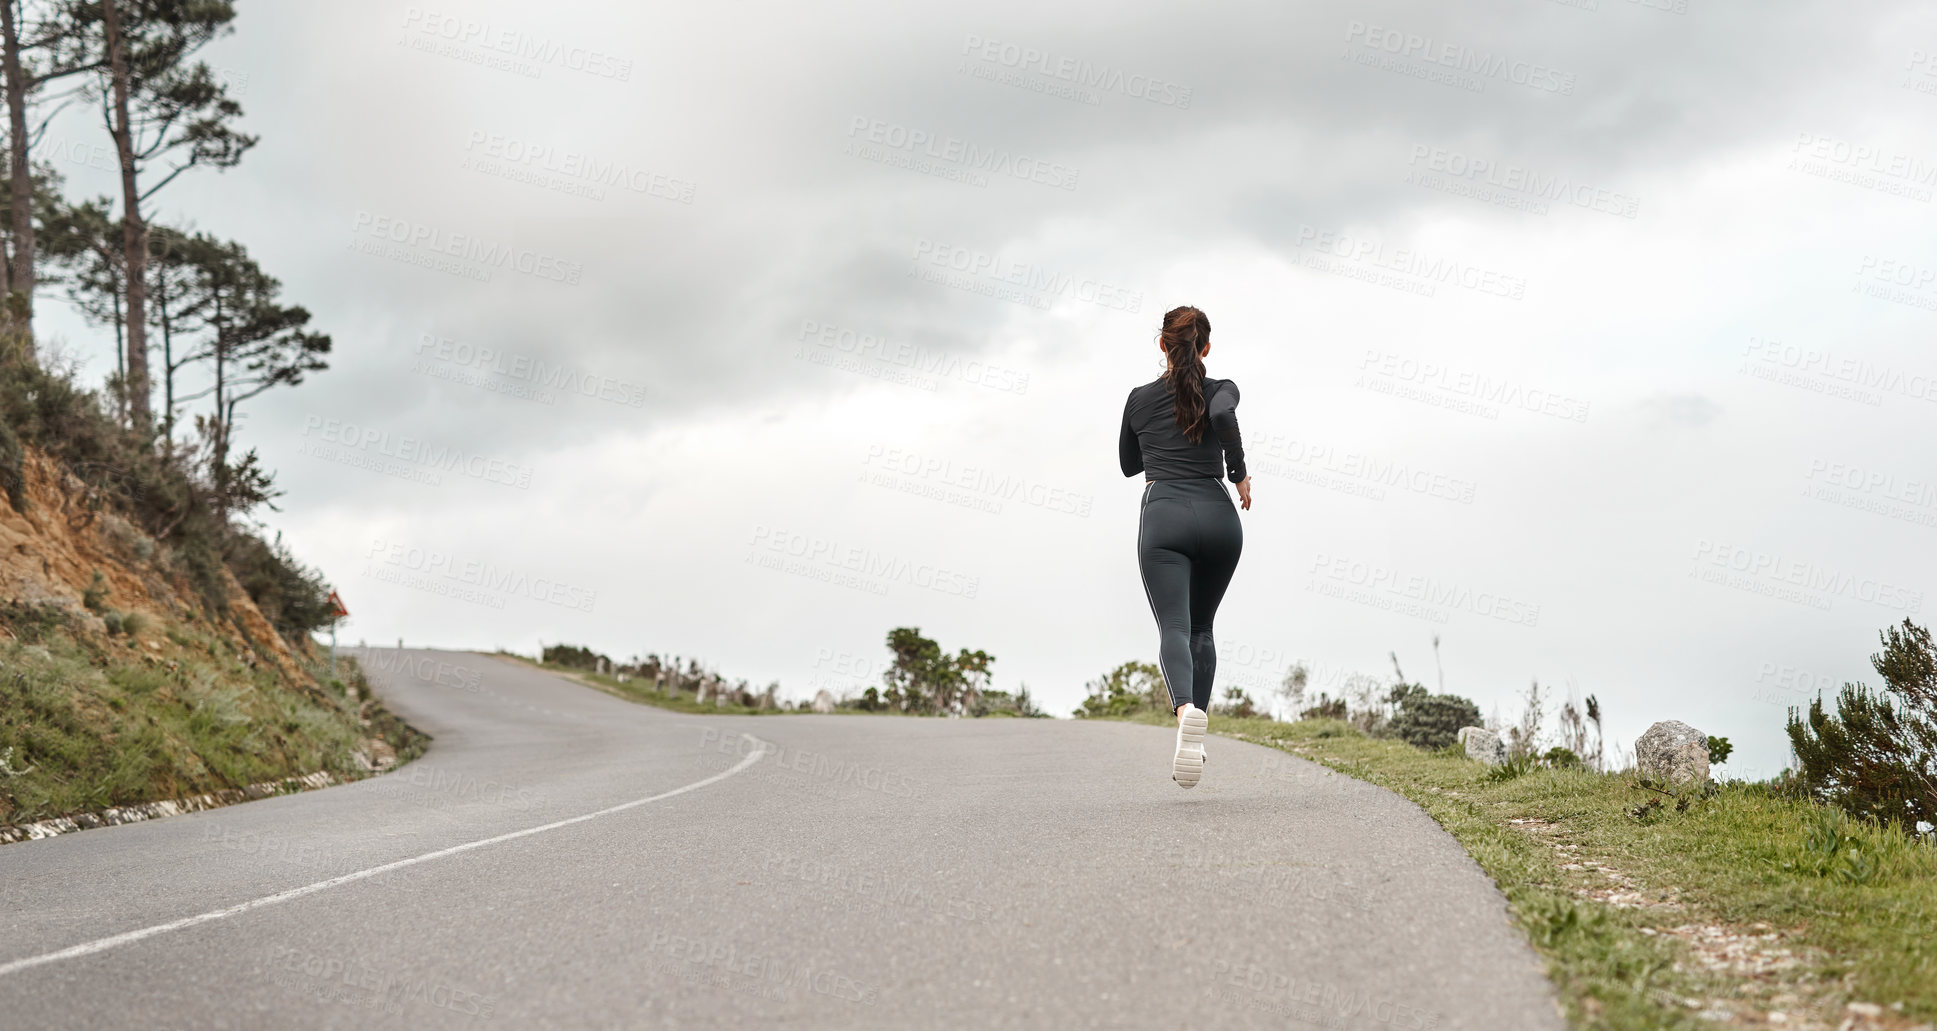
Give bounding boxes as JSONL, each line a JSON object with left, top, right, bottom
{"left": 1635, "top": 720, "right": 1709, "bottom": 786}
{"left": 1459, "top": 726, "right": 1506, "bottom": 765}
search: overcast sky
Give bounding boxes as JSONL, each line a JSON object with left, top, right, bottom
{"left": 37, "top": 0, "right": 1937, "bottom": 777}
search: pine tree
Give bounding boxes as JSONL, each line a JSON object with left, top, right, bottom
{"left": 2, "top": 0, "right": 102, "bottom": 330}
{"left": 91, "top": 0, "right": 251, "bottom": 433}
{"left": 1787, "top": 619, "right": 1937, "bottom": 835}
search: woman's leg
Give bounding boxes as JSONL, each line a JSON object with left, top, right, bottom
{"left": 1137, "top": 493, "right": 1195, "bottom": 713}
{"left": 1186, "top": 496, "right": 1244, "bottom": 712}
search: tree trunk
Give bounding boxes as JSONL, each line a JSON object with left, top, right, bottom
{"left": 211, "top": 295, "right": 226, "bottom": 472}
{"left": 155, "top": 259, "right": 173, "bottom": 440}
{"left": 0, "top": 1, "right": 27, "bottom": 367}
{"left": 1, "top": 0, "right": 31, "bottom": 322}
{"left": 101, "top": 0, "right": 149, "bottom": 433}
{"left": 110, "top": 278, "right": 124, "bottom": 421}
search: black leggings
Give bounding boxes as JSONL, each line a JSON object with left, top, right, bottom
{"left": 1137, "top": 478, "right": 1243, "bottom": 713}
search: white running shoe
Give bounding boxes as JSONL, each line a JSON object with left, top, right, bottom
{"left": 1172, "top": 705, "right": 1208, "bottom": 788}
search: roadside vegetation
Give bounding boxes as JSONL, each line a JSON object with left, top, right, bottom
{"left": 500, "top": 650, "right": 783, "bottom": 717}
{"left": 1099, "top": 624, "right": 1937, "bottom": 1030}
{"left": 524, "top": 626, "right": 1049, "bottom": 718}
{"left": 0, "top": 618, "right": 424, "bottom": 826}
{"left": 0, "top": 351, "right": 395, "bottom": 829}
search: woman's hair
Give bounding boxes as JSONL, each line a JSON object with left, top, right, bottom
{"left": 1159, "top": 305, "right": 1212, "bottom": 443}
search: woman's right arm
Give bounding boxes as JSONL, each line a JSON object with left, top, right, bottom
{"left": 1210, "top": 382, "right": 1252, "bottom": 509}
{"left": 1119, "top": 393, "right": 1143, "bottom": 477}
{"left": 1208, "top": 382, "right": 1247, "bottom": 483}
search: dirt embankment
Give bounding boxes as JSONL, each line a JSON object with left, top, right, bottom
{"left": 0, "top": 445, "right": 425, "bottom": 831}
{"left": 0, "top": 447, "right": 299, "bottom": 675}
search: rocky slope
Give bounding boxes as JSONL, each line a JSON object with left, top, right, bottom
{"left": 1, "top": 447, "right": 298, "bottom": 675}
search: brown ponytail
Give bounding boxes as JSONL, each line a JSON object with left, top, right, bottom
{"left": 1159, "top": 306, "right": 1212, "bottom": 443}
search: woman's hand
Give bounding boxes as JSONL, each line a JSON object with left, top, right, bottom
{"left": 1236, "top": 476, "right": 1252, "bottom": 510}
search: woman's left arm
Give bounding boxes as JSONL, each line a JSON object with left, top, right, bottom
{"left": 1119, "top": 391, "right": 1144, "bottom": 477}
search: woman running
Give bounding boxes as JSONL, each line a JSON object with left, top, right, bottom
{"left": 1118, "top": 305, "right": 1250, "bottom": 788}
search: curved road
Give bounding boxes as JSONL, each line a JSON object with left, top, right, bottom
{"left": 0, "top": 648, "right": 1562, "bottom": 1029}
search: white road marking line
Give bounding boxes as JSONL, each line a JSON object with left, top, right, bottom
{"left": 0, "top": 734, "right": 772, "bottom": 979}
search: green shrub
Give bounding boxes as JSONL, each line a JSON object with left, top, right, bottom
{"left": 543, "top": 643, "right": 610, "bottom": 670}
{"left": 971, "top": 685, "right": 1048, "bottom": 718}
{"left": 0, "top": 599, "right": 71, "bottom": 643}
{"left": 1387, "top": 684, "right": 1483, "bottom": 751}
{"left": 98, "top": 608, "right": 149, "bottom": 637}
{"left": 82, "top": 570, "right": 109, "bottom": 612}
{"left": 1212, "top": 685, "right": 1266, "bottom": 718}
{"left": 880, "top": 627, "right": 993, "bottom": 715}
{"left": 1787, "top": 619, "right": 1937, "bottom": 835}
{"left": 1707, "top": 735, "right": 1733, "bottom": 766}
{"left": 1300, "top": 693, "right": 1348, "bottom": 721}
{"left": 1543, "top": 746, "right": 1583, "bottom": 768}
{"left": 0, "top": 411, "right": 23, "bottom": 512}
{"left": 1075, "top": 660, "right": 1168, "bottom": 718}
{"left": 223, "top": 532, "right": 335, "bottom": 638}
{"left": 172, "top": 534, "right": 232, "bottom": 618}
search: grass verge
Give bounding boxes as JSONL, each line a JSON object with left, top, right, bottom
{"left": 491, "top": 653, "right": 789, "bottom": 716}
{"left": 1124, "top": 711, "right": 1937, "bottom": 1031}
{"left": 1, "top": 607, "right": 427, "bottom": 826}
{"left": 495, "top": 652, "right": 935, "bottom": 717}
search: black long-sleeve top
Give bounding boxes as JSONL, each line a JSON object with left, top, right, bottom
{"left": 1119, "top": 376, "right": 1247, "bottom": 483}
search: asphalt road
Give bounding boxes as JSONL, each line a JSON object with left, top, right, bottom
{"left": 0, "top": 648, "right": 1563, "bottom": 1029}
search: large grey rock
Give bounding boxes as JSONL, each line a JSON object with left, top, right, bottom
{"left": 1458, "top": 726, "right": 1505, "bottom": 765}
{"left": 810, "top": 690, "right": 837, "bottom": 714}
{"left": 1636, "top": 720, "right": 1709, "bottom": 786}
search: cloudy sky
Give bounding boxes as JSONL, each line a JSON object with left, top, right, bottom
{"left": 37, "top": 0, "right": 1937, "bottom": 776}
